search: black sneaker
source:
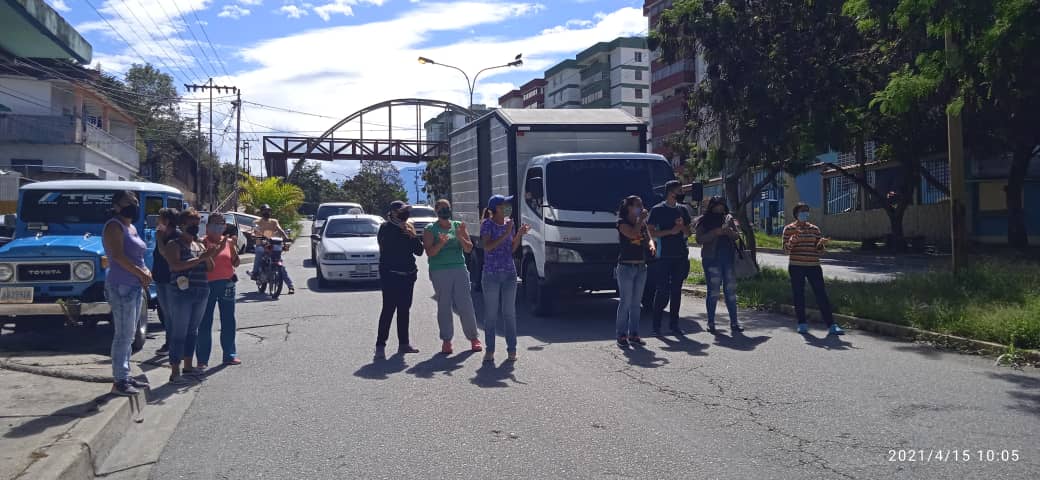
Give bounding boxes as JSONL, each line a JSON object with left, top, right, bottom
{"left": 628, "top": 336, "right": 647, "bottom": 346}
{"left": 617, "top": 336, "right": 630, "bottom": 348}
{"left": 730, "top": 323, "right": 745, "bottom": 333}
{"left": 127, "top": 377, "right": 150, "bottom": 389}
{"left": 111, "top": 381, "right": 139, "bottom": 396}
{"left": 398, "top": 345, "right": 420, "bottom": 354}
{"left": 374, "top": 346, "right": 386, "bottom": 359}
{"left": 287, "top": 287, "right": 295, "bottom": 295}
{"left": 155, "top": 344, "right": 169, "bottom": 356}
{"left": 706, "top": 322, "right": 717, "bottom": 334}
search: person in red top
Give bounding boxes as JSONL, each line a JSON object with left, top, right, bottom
{"left": 782, "top": 203, "right": 844, "bottom": 336}
{"left": 197, "top": 213, "right": 242, "bottom": 369}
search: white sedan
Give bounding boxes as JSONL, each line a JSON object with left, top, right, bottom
{"left": 312, "top": 214, "right": 383, "bottom": 287}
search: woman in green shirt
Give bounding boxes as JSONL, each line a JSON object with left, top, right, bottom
{"left": 423, "top": 199, "right": 482, "bottom": 354}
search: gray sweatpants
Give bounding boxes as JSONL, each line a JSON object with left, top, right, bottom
{"left": 429, "top": 268, "right": 479, "bottom": 342}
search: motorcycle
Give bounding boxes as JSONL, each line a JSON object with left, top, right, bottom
{"left": 255, "top": 236, "right": 286, "bottom": 298}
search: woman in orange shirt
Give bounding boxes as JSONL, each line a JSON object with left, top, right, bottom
{"left": 197, "top": 213, "right": 242, "bottom": 369}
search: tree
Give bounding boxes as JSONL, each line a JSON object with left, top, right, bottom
{"left": 422, "top": 155, "right": 451, "bottom": 201}
{"left": 287, "top": 160, "right": 349, "bottom": 214}
{"left": 651, "top": 0, "right": 868, "bottom": 254}
{"left": 239, "top": 176, "right": 305, "bottom": 228}
{"left": 342, "top": 161, "right": 408, "bottom": 215}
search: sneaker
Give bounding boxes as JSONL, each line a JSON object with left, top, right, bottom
{"left": 706, "top": 322, "right": 717, "bottom": 334}
{"left": 506, "top": 352, "right": 517, "bottom": 362}
{"left": 470, "top": 339, "right": 484, "bottom": 352}
{"left": 730, "top": 323, "right": 745, "bottom": 333}
{"left": 797, "top": 323, "right": 809, "bottom": 334}
{"left": 375, "top": 346, "right": 386, "bottom": 359}
{"left": 111, "top": 381, "right": 139, "bottom": 396}
{"left": 398, "top": 345, "right": 420, "bottom": 354}
{"left": 484, "top": 351, "right": 495, "bottom": 363}
{"left": 629, "top": 336, "right": 646, "bottom": 346}
{"left": 669, "top": 328, "right": 685, "bottom": 337}
{"left": 617, "top": 336, "right": 629, "bottom": 347}
{"left": 169, "top": 374, "right": 194, "bottom": 386}
{"left": 829, "top": 324, "right": 846, "bottom": 336}
{"left": 441, "top": 341, "right": 453, "bottom": 354}
{"left": 155, "top": 344, "right": 169, "bottom": 356}
{"left": 127, "top": 377, "right": 150, "bottom": 389}
{"left": 287, "top": 287, "right": 295, "bottom": 295}
{"left": 224, "top": 358, "right": 242, "bottom": 366}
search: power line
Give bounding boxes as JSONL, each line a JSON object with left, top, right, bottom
{"left": 119, "top": 0, "right": 204, "bottom": 83}
{"left": 83, "top": 0, "right": 195, "bottom": 86}
{"left": 184, "top": 0, "right": 232, "bottom": 78}
{"left": 156, "top": 0, "right": 218, "bottom": 79}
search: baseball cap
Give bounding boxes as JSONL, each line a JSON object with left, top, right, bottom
{"left": 487, "top": 194, "right": 514, "bottom": 211}
{"left": 389, "top": 200, "right": 411, "bottom": 213}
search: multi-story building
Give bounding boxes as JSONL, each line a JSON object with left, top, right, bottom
{"left": 498, "top": 89, "right": 523, "bottom": 109}
{"left": 518, "top": 78, "right": 546, "bottom": 109}
{"left": 424, "top": 104, "right": 490, "bottom": 142}
{"left": 541, "top": 37, "right": 651, "bottom": 122}
{"left": 644, "top": 0, "right": 701, "bottom": 163}
{"left": 0, "top": 1, "right": 140, "bottom": 183}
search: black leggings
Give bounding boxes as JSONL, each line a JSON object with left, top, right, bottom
{"left": 376, "top": 270, "right": 416, "bottom": 347}
{"left": 788, "top": 265, "right": 834, "bottom": 326}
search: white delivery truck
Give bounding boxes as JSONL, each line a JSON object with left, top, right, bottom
{"left": 449, "top": 109, "right": 676, "bottom": 315}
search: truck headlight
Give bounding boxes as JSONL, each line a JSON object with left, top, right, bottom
{"left": 73, "top": 262, "right": 95, "bottom": 281}
{"left": 324, "top": 253, "right": 347, "bottom": 261}
{"left": 0, "top": 264, "right": 13, "bottom": 282}
{"left": 546, "top": 245, "right": 583, "bottom": 263}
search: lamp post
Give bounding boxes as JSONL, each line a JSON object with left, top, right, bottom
{"left": 418, "top": 54, "right": 523, "bottom": 120}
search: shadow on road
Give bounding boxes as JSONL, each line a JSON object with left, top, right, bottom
{"left": 305, "top": 277, "right": 380, "bottom": 294}
{"left": 3, "top": 394, "right": 109, "bottom": 439}
{"left": 406, "top": 351, "right": 476, "bottom": 379}
{"left": 354, "top": 353, "right": 409, "bottom": 380}
{"left": 985, "top": 372, "right": 1040, "bottom": 417}
{"left": 656, "top": 334, "right": 710, "bottom": 356}
{"left": 620, "top": 345, "right": 670, "bottom": 368}
{"left": 711, "top": 331, "right": 772, "bottom": 352}
{"left": 800, "top": 332, "right": 856, "bottom": 351}
{"left": 471, "top": 360, "right": 523, "bottom": 388}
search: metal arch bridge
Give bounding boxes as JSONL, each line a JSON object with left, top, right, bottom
{"left": 262, "top": 98, "right": 472, "bottom": 177}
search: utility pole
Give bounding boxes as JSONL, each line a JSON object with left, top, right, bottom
{"left": 233, "top": 89, "right": 242, "bottom": 211}
{"left": 243, "top": 141, "right": 251, "bottom": 177}
{"left": 184, "top": 80, "right": 238, "bottom": 209}
{"left": 946, "top": 30, "right": 968, "bottom": 273}
{"left": 196, "top": 102, "right": 202, "bottom": 207}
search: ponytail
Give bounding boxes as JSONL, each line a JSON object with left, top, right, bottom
{"left": 482, "top": 208, "right": 493, "bottom": 220}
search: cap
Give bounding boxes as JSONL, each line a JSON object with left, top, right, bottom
{"left": 389, "top": 200, "right": 411, "bottom": 213}
{"left": 259, "top": 204, "right": 271, "bottom": 211}
{"left": 487, "top": 194, "right": 514, "bottom": 211}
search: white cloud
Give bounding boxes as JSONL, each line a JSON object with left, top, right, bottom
{"left": 219, "top": 5, "right": 252, "bottom": 19}
{"left": 313, "top": 0, "right": 387, "bottom": 21}
{"left": 278, "top": 4, "right": 309, "bottom": 18}
{"left": 48, "top": 0, "right": 71, "bottom": 12}
{"left": 238, "top": 0, "right": 264, "bottom": 5}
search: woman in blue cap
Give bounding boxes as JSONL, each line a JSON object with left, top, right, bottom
{"left": 480, "top": 194, "right": 530, "bottom": 362}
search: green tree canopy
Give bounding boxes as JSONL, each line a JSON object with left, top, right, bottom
{"left": 342, "top": 161, "right": 408, "bottom": 215}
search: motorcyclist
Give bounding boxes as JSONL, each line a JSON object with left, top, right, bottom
{"left": 250, "top": 204, "right": 295, "bottom": 295}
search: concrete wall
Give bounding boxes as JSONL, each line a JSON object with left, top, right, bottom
{"left": 0, "top": 76, "right": 56, "bottom": 114}
{"left": 813, "top": 202, "right": 951, "bottom": 244}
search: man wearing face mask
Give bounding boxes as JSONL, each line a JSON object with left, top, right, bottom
{"left": 783, "top": 203, "right": 844, "bottom": 336}
{"left": 375, "top": 201, "right": 424, "bottom": 358}
{"left": 647, "top": 180, "right": 693, "bottom": 336}
{"left": 250, "top": 204, "right": 294, "bottom": 294}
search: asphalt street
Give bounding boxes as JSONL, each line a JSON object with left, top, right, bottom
{"left": 149, "top": 225, "right": 1038, "bottom": 480}
{"left": 687, "top": 246, "right": 937, "bottom": 282}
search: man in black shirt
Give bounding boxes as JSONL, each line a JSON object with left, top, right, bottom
{"left": 376, "top": 201, "right": 424, "bottom": 358}
{"left": 647, "top": 180, "right": 693, "bottom": 335}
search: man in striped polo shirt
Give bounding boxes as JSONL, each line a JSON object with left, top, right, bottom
{"left": 782, "top": 203, "right": 845, "bottom": 336}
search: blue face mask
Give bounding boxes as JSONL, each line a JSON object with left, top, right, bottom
{"left": 798, "top": 212, "right": 810, "bottom": 222}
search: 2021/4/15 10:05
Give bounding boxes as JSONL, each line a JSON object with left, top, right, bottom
{"left": 888, "top": 450, "right": 1021, "bottom": 462}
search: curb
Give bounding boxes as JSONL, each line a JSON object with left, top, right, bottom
{"left": 16, "top": 389, "right": 144, "bottom": 480}
{"left": 681, "top": 285, "right": 1040, "bottom": 363}
{"left": 0, "top": 358, "right": 111, "bottom": 383}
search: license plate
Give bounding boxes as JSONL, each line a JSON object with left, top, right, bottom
{"left": 356, "top": 264, "right": 370, "bottom": 273}
{"left": 0, "top": 287, "right": 34, "bottom": 304}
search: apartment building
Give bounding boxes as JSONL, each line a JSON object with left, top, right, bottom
{"left": 498, "top": 78, "right": 547, "bottom": 109}
{"left": 542, "top": 37, "right": 651, "bottom": 122}
{"left": 644, "top": 0, "right": 701, "bottom": 163}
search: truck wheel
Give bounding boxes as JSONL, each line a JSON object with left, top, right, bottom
{"left": 523, "top": 258, "right": 554, "bottom": 316}
{"left": 131, "top": 290, "right": 148, "bottom": 353}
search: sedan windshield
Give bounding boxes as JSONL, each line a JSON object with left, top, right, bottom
{"left": 545, "top": 159, "right": 675, "bottom": 213}
{"left": 324, "top": 219, "right": 380, "bottom": 237}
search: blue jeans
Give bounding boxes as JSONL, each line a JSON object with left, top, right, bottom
{"left": 156, "top": 283, "right": 174, "bottom": 344}
{"left": 167, "top": 285, "right": 210, "bottom": 365}
{"left": 704, "top": 258, "right": 739, "bottom": 326}
{"left": 198, "top": 279, "right": 237, "bottom": 365}
{"left": 106, "top": 283, "right": 142, "bottom": 382}
{"left": 615, "top": 263, "right": 648, "bottom": 337}
{"left": 253, "top": 250, "right": 293, "bottom": 288}
{"left": 482, "top": 271, "right": 518, "bottom": 353}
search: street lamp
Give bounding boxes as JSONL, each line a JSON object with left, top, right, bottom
{"left": 418, "top": 54, "right": 523, "bottom": 118}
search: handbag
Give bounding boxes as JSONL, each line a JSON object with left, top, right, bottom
{"left": 733, "top": 234, "right": 759, "bottom": 280}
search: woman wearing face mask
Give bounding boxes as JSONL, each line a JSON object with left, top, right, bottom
{"left": 615, "top": 195, "right": 655, "bottom": 348}
{"left": 694, "top": 196, "right": 744, "bottom": 333}
{"left": 161, "top": 209, "right": 218, "bottom": 384}
{"left": 480, "top": 195, "right": 530, "bottom": 363}
{"left": 783, "top": 203, "right": 844, "bottom": 336}
{"left": 375, "top": 201, "right": 423, "bottom": 358}
{"left": 102, "top": 191, "right": 151, "bottom": 396}
{"left": 153, "top": 208, "right": 180, "bottom": 356}
{"left": 197, "top": 213, "right": 241, "bottom": 369}
{"left": 423, "top": 199, "right": 481, "bottom": 354}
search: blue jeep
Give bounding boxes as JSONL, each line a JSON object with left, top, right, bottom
{"left": 0, "top": 180, "right": 183, "bottom": 351}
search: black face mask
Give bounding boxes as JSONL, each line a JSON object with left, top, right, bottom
{"left": 672, "top": 192, "right": 685, "bottom": 203}
{"left": 261, "top": 212, "right": 271, "bottom": 219}
{"left": 437, "top": 208, "right": 452, "bottom": 220}
{"left": 397, "top": 211, "right": 411, "bottom": 221}
{"left": 119, "top": 204, "right": 140, "bottom": 219}
{"left": 185, "top": 225, "right": 200, "bottom": 237}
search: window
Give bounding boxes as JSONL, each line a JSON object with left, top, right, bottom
{"left": 634, "top": 88, "right": 643, "bottom": 99}
{"left": 635, "top": 70, "right": 643, "bottom": 81}
{"left": 635, "top": 51, "right": 643, "bottom": 62}
{"left": 581, "top": 90, "right": 604, "bottom": 105}
{"left": 144, "top": 196, "right": 164, "bottom": 215}
{"left": 635, "top": 107, "right": 644, "bottom": 118}
{"left": 524, "top": 167, "right": 544, "bottom": 215}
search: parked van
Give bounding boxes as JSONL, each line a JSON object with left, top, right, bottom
{"left": 311, "top": 202, "right": 363, "bottom": 262}
{"left": 0, "top": 180, "right": 182, "bottom": 351}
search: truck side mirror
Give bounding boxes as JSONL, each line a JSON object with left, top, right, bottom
{"left": 526, "top": 177, "right": 544, "bottom": 200}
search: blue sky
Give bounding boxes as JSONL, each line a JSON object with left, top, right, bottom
{"left": 46, "top": 1, "right": 647, "bottom": 183}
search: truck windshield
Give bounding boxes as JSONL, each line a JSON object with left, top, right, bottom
{"left": 546, "top": 159, "right": 674, "bottom": 213}
{"left": 316, "top": 205, "right": 363, "bottom": 220}
{"left": 20, "top": 190, "right": 120, "bottom": 224}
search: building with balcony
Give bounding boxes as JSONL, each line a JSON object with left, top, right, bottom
{"left": 0, "top": 0, "right": 139, "bottom": 182}
{"left": 542, "top": 37, "right": 651, "bottom": 122}
{"left": 498, "top": 89, "right": 523, "bottom": 109}
{"left": 423, "top": 104, "right": 491, "bottom": 142}
{"left": 644, "top": 0, "right": 703, "bottom": 163}
{"left": 518, "top": 78, "right": 546, "bottom": 109}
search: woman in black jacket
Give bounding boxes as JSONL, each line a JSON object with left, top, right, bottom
{"left": 375, "top": 201, "right": 424, "bottom": 358}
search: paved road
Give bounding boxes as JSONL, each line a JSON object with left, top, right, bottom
{"left": 150, "top": 225, "right": 1038, "bottom": 479}
{"left": 688, "top": 246, "right": 938, "bottom": 282}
